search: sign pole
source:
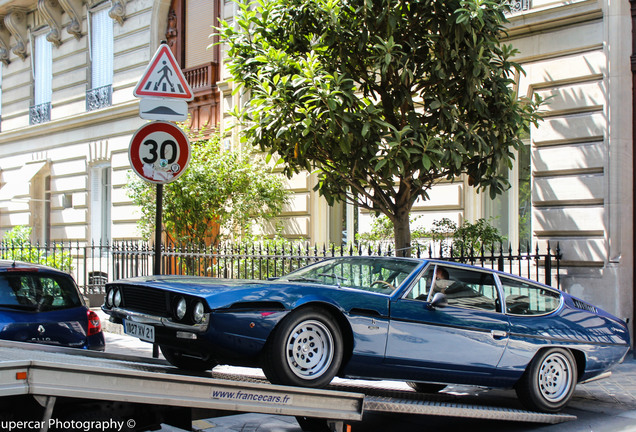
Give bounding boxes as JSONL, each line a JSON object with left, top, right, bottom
{"left": 131, "top": 41, "right": 194, "bottom": 360}
{"left": 154, "top": 183, "right": 163, "bottom": 276}
{"left": 152, "top": 182, "right": 163, "bottom": 358}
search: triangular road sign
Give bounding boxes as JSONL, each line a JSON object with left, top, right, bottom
{"left": 134, "top": 44, "right": 193, "bottom": 100}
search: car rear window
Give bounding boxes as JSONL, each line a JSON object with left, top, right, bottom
{"left": 0, "top": 272, "right": 82, "bottom": 311}
{"left": 499, "top": 276, "right": 561, "bottom": 316}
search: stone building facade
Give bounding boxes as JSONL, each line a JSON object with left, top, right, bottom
{"left": 0, "top": 0, "right": 632, "bottom": 334}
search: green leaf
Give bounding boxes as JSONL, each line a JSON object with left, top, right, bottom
{"left": 362, "top": 122, "right": 370, "bottom": 138}
{"left": 375, "top": 158, "right": 388, "bottom": 171}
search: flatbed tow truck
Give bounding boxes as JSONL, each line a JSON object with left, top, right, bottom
{"left": 0, "top": 339, "right": 576, "bottom": 431}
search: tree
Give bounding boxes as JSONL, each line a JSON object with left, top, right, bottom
{"left": 126, "top": 130, "right": 289, "bottom": 244}
{"left": 218, "top": 0, "right": 542, "bottom": 256}
{"left": 0, "top": 226, "right": 73, "bottom": 271}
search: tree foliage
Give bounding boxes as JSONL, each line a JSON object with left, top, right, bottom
{"left": 0, "top": 226, "right": 73, "bottom": 271}
{"left": 429, "top": 217, "right": 506, "bottom": 255}
{"left": 126, "top": 130, "right": 289, "bottom": 244}
{"left": 218, "top": 0, "right": 542, "bottom": 255}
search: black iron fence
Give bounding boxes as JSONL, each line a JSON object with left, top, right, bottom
{"left": 0, "top": 239, "right": 562, "bottom": 301}
{"left": 0, "top": 240, "right": 111, "bottom": 304}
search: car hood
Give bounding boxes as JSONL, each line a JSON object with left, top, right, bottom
{"left": 116, "top": 275, "right": 272, "bottom": 295}
{"left": 111, "top": 275, "right": 391, "bottom": 313}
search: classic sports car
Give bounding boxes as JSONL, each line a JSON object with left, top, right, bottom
{"left": 102, "top": 257, "right": 630, "bottom": 413}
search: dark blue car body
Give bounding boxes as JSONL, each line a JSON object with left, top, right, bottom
{"left": 0, "top": 261, "right": 105, "bottom": 351}
{"left": 103, "top": 257, "right": 630, "bottom": 412}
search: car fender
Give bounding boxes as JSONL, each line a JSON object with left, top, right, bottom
{"left": 292, "top": 294, "right": 345, "bottom": 313}
{"left": 283, "top": 296, "right": 355, "bottom": 369}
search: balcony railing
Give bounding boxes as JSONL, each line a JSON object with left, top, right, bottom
{"left": 29, "top": 102, "right": 51, "bottom": 125}
{"left": 183, "top": 62, "right": 217, "bottom": 93}
{"left": 507, "top": 0, "right": 530, "bottom": 13}
{"left": 86, "top": 85, "right": 112, "bottom": 111}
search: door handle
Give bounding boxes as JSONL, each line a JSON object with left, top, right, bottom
{"left": 491, "top": 330, "right": 508, "bottom": 339}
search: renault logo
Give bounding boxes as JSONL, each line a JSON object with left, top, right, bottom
{"left": 37, "top": 325, "right": 45, "bottom": 335}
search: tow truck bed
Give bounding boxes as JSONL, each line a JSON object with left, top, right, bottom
{"left": 0, "top": 340, "right": 575, "bottom": 430}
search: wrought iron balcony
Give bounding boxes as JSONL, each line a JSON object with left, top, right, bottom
{"left": 86, "top": 85, "right": 112, "bottom": 111}
{"left": 29, "top": 102, "right": 51, "bottom": 125}
{"left": 183, "top": 62, "right": 217, "bottom": 93}
{"left": 507, "top": 0, "right": 530, "bottom": 13}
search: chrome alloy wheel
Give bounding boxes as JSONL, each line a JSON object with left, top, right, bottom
{"left": 537, "top": 351, "right": 574, "bottom": 403}
{"left": 285, "top": 319, "right": 334, "bottom": 380}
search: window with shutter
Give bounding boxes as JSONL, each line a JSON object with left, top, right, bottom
{"left": 87, "top": 7, "right": 113, "bottom": 110}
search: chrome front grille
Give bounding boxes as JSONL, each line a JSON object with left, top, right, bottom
{"left": 117, "top": 284, "right": 171, "bottom": 317}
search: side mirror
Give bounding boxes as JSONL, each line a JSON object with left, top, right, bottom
{"left": 429, "top": 292, "right": 448, "bottom": 309}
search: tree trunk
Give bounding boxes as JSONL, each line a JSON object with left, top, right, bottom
{"left": 393, "top": 207, "right": 412, "bottom": 257}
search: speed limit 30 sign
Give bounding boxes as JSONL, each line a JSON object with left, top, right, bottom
{"left": 129, "top": 121, "right": 190, "bottom": 184}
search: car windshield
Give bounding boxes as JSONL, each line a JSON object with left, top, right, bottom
{"left": 0, "top": 272, "right": 82, "bottom": 311}
{"left": 278, "top": 257, "right": 421, "bottom": 294}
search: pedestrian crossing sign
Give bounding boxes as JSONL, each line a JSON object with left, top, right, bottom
{"left": 134, "top": 43, "right": 193, "bottom": 100}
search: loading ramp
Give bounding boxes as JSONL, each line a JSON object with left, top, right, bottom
{"left": 0, "top": 340, "right": 575, "bottom": 431}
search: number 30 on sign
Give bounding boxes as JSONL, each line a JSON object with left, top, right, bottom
{"left": 129, "top": 121, "right": 191, "bottom": 184}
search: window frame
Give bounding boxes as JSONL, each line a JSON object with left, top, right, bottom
{"left": 88, "top": 4, "right": 114, "bottom": 90}
{"left": 402, "top": 263, "right": 504, "bottom": 314}
{"left": 90, "top": 163, "right": 111, "bottom": 246}
{"left": 30, "top": 170, "right": 51, "bottom": 245}
{"left": 86, "top": 3, "right": 114, "bottom": 111}
{"left": 495, "top": 274, "right": 563, "bottom": 317}
{"left": 32, "top": 31, "right": 52, "bottom": 106}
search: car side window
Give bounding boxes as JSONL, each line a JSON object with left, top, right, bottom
{"left": 404, "top": 266, "right": 435, "bottom": 300}
{"left": 499, "top": 276, "right": 561, "bottom": 315}
{"left": 434, "top": 267, "right": 500, "bottom": 312}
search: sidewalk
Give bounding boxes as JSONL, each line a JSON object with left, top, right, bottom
{"left": 574, "top": 354, "right": 636, "bottom": 409}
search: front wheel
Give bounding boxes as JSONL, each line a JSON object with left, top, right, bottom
{"left": 160, "top": 346, "right": 217, "bottom": 372}
{"left": 263, "top": 307, "right": 343, "bottom": 388}
{"left": 515, "top": 348, "right": 577, "bottom": 413}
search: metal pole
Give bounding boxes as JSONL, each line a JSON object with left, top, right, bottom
{"left": 152, "top": 183, "right": 163, "bottom": 358}
{"left": 154, "top": 183, "right": 163, "bottom": 276}
{"left": 153, "top": 183, "right": 163, "bottom": 358}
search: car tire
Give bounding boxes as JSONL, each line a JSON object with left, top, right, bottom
{"left": 263, "top": 307, "right": 343, "bottom": 388}
{"left": 515, "top": 348, "right": 577, "bottom": 413}
{"left": 160, "top": 346, "right": 217, "bottom": 372}
{"left": 406, "top": 382, "right": 446, "bottom": 393}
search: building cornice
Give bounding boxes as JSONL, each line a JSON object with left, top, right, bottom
{"left": 58, "top": 0, "right": 82, "bottom": 39}
{"left": 38, "top": 0, "right": 63, "bottom": 47}
{"left": 4, "top": 8, "right": 28, "bottom": 60}
{"left": 505, "top": 0, "right": 602, "bottom": 40}
{"left": 0, "top": 100, "right": 140, "bottom": 144}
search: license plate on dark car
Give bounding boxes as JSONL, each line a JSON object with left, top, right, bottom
{"left": 124, "top": 320, "right": 155, "bottom": 343}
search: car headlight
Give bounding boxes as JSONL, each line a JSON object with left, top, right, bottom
{"left": 113, "top": 289, "right": 122, "bottom": 307}
{"left": 175, "top": 297, "right": 187, "bottom": 320}
{"left": 106, "top": 289, "right": 114, "bottom": 307}
{"left": 192, "top": 301, "right": 205, "bottom": 323}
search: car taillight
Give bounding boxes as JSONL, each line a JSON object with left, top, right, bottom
{"left": 87, "top": 310, "right": 102, "bottom": 336}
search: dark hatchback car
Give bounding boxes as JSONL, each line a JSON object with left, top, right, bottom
{"left": 0, "top": 260, "right": 105, "bottom": 350}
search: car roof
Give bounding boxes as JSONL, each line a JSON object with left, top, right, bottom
{"left": 0, "top": 260, "right": 68, "bottom": 275}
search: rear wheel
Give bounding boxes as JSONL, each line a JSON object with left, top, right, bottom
{"left": 406, "top": 382, "right": 447, "bottom": 393}
{"left": 263, "top": 307, "right": 343, "bottom": 388}
{"left": 515, "top": 348, "right": 577, "bottom": 413}
{"left": 160, "top": 346, "right": 217, "bottom": 372}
